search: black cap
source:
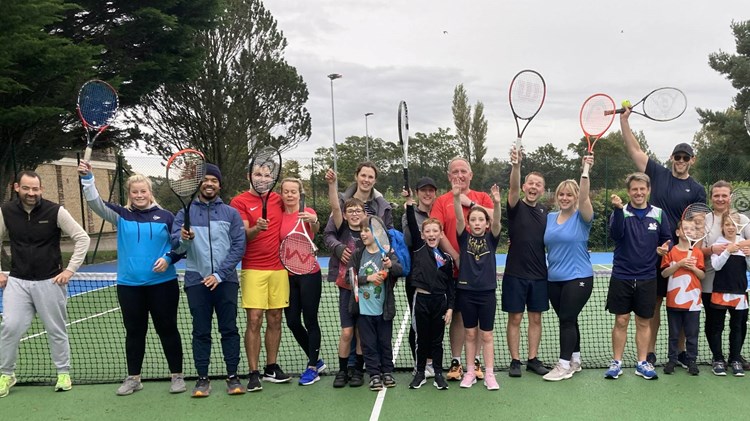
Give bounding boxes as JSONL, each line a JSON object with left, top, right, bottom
{"left": 671, "top": 143, "right": 694, "bottom": 157}
{"left": 415, "top": 177, "right": 437, "bottom": 190}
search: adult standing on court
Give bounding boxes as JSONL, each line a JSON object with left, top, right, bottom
{"left": 0, "top": 171, "right": 89, "bottom": 398}
{"left": 171, "top": 164, "right": 247, "bottom": 397}
{"left": 505, "top": 147, "right": 549, "bottom": 377}
{"left": 402, "top": 177, "right": 438, "bottom": 373}
{"left": 231, "top": 162, "right": 291, "bottom": 391}
{"left": 604, "top": 173, "right": 672, "bottom": 380}
{"left": 430, "top": 157, "right": 493, "bottom": 381}
{"left": 278, "top": 178, "right": 325, "bottom": 386}
{"left": 542, "top": 157, "right": 595, "bottom": 381}
{"left": 337, "top": 162, "right": 393, "bottom": 227}
{"left": 78, "top": 163, "right": 184, "bottom": 395}
{"left": 620, "top": 109, "right": 706, "bottom": 365}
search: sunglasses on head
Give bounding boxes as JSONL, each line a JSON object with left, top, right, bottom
{"left": 672, "top": 154, "right": 691, "bottom": 162}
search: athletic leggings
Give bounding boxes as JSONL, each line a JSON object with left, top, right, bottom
{"left": 547, "top": 277, "right": 593, "bottom": 361}
{"left": 117, "top": 280, "right": 183, "bottom": 375}
{"left": 284, "top": 270, "right": 322, "bottom": 367}
{"left": 405, "top": 283, "right": 417, "bottom": 362}
{"left": 704, "top": 293, "right": 749, "bottom": 362}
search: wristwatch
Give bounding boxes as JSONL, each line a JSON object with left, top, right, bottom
{"left": 469, "top": 201, "right": 476, "bottom": 208}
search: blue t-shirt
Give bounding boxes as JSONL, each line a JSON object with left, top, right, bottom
{"left": 358, "top": 249, "right": 386, "bottom": 316}
{"left": 457, "top": 230, "right": 500, "bottom": 291}
{"left": 544, "top": 210, "right": 594, "bottom": 282}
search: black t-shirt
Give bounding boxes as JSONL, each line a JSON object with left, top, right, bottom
{"left": 645, "top": 159, "right": 706, "bottom": 240}
{"left": 457, "top": 230, "right": 501, "bottom": 291}
{"left": 505, "top": 199, "right": 548, "bottom": 280}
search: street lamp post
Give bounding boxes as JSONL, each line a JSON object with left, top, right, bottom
{"left": 327, "top": 73, "right": 343, "bottom": 174}
{"left": 364, "top": 112, "right": 374, "bottom": 161}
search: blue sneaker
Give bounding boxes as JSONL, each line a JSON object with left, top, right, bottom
{"left": 316, "top": 359, "right": 327, "bottom": 375}
{"left": 635, "top": 361, "right": 658, "bottom": 380}
{"left": 299, "top": 367, "right": 320, "bottom": 386}
{"left": 604, "top": 360, "right": 623, "bottom": 379}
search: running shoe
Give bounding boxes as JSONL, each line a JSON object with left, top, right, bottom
{"left": 635, "top": 361, "right": 658, "bottom": 380}
{"left": 191, "top": 377, "right": 211, "bottom": 398}
{"left": 299, "top": 367, "right": 320, "bottom": 386}
{"left": 712, "top": 360, "right": 727, "bottom": 376}
{"left": 226, "top": 375, "right": 246, "bottom": 395}
{"left": 474, "top": 358, "right": 484, "bottom": 380}
{"left": 509, "top": 359, "right": 522, "bottom": 377}
{"left": 484, "top": 373, "right": 499, "bottom": 390}
{"left": 247, "top": 371, "right": 263, "bottom": 392}
{"left": 570, "top": 361, "right": 582, "bottom": 373}
{"left": 433, "top": 373, "right": 449, "bottom": 390}
{"left": 333, "top": 370, "right": 350, "bottom": 388}
{"left": 170, "top": 374, "right": 186, "bottom": 394}
{"left": 349, "top": 369, "right": 365, "bottom": 387}
{"left": 446, "top": 359, "right": 463, "bottom": 381}
{"left": 688, "top": 361, "right": 700, "bottom": 376}
{"left": 677, "top": 351, "right": 689, "bottom": 369}
{"left": 409, "top": 372, "right": 427, "bottom": 389}
{"left": 731, "top": 361, "right": 745, "bottom": 377}
{"left": 263, "top": 364, "right": 291, "bottom": 383}
{"left": 116, "top": 376, "right": 143, "bottom": 396}
{"left": 382, "top": 373, "right": 396, "bottom": 388}
{"left": 604, "top": 360, "right": 622, "bottom": 379}
{"left": 55, "top": 373, "right": 72, "bottom": 392}
{"left": 646, "top": 352, "right": 657, "bottom": 365}
{"left": 424, "top": 363, "right": 435, "bottom": 379}
{"left": 369, "top": 375, "right": 384, "bottom": 391}
{"left": 0, "top": 374, "right": 16, "bottom": 398}
{"left": 460, "top": 370, "right": 476, "bottom": 388}
{"left": 663, "top": 361, "right": 676, "bottom": 375}
{"left": 526, "top": 358, "right": 549, "bottom": 375}
{"left": 740, "top": 355, "right": 750, "bottom": 371}
{"left": 543, "top": 363, "right": 573, "bottom": 381}
{"left": 316, "top": 359, "right": 327, "bottom": 374}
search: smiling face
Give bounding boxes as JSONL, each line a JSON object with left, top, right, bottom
{"left": 420, "top": 220, "right": 443, "bottom": 248}
{"left": 671, "top": 153, "right": 694, "bottom": 177}
{"left": 344, "top": 203, "right": 365, "bottom": 229}
{"left": 447, "top": 159, "right": 473, "bottom": 192}
{"left": 417, "top": 185, "right": 437, "bottom": 208}
{"left": 128, "top": 181, "right": 153, "bottom": 210}
{"left": 627, "top": 180, "right": 650, "bottom": 208}
{"left": 711, "top": 186, "right": 731, "bottom": 214}
{"left": 199, "top": 175, "right": 220, "bottom": 201}
{"left": 355, "top": 166, "right": 377, "bottom": 195}
{"left": 249, "top": 164, "right": 273, "bottom": 194}
{"left": 522, "top": 173, "right": 545, "bottom": 205}
{"left": 722, "top": 216, "right": 737, "bottom": 240}
{"left": 14, "top": 174, "right": 42, "bottom": 208}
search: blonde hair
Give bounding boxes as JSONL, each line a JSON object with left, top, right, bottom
{"left": 554, "top": 179, "right": 579, "bottom": 209}
{"left": 125, "top": 173, "right": 158, "bottom": 209}
{"left": 280, "top": 177, "right": 305, "bottom": 195}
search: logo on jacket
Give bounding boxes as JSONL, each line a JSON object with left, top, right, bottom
{"left": 152, "top": 215, "right": 161, "bottom": 221}
{"left": 648, "top": 222, "right": 657, "bottom": 231}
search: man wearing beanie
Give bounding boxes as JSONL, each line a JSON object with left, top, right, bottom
{"left": 172, "top": 163, "right": 248, "bottom": 397}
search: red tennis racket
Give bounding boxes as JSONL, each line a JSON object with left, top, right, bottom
{"left": 579, "top": 94, "right": 616, "bottom": 178}
{"left": 279, "top": 193, "right": 318, "bottom": 275}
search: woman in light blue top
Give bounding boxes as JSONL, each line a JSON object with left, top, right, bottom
{"left": 542, "top": 156, "right": 594, "bottom": 381}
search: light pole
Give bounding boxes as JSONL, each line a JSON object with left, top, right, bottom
{"left": 364, "top": 112, "right": 374, "bottom": 161}
{"left": 327, "top": 73, "right": 342, "bottom": 174}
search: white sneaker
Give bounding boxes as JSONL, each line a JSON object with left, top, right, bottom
{"left": 424, "top": 363, "right": 435, "bottom": 379}
{"left": 116, "top": 376, "right": 143, "bottom": 396}
{"left": 570, "top": 361, "right": 582, "bottom": 373}
{"left": 543, "top": 363, "right": 574, "bottom": 381}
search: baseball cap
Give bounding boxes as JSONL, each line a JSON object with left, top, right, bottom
{"left": 671, "top": 143, "right": 694, "bottom": 157}
{"left": 415, "top": 177, "right": 437, "bottom": 190}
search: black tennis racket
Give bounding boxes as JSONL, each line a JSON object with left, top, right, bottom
{"left": 398, "top": 100, "right": 410, "bottom": 194}
{"left": 508, "top": 69, "right": 546, "bottom": 164}
{"left": 681, "top": 202, "right": 712, "bottom": 257}
{"left": 279, "top": 193, "right": 318, "bottom": 275}
{"left": 77, "top": 80, "right": 119, "bottom": 161}
{"left": 606, "top": 87, "right": 687, "bottom": 122}
{"left": 744, "top": 107, "right": 750, "bottom": 137}
{"left": 166, "top": 149, "right": 206, "bottom": 231}
{"left": 249, "top": 146, "right": 282, "bottom": 219}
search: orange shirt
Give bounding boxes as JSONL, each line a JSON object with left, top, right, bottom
{"left": 231, "top": 191, "right": 283, "bottom": 270}
{"left": 661, "top": 247, "right": 704, "bottom": 311}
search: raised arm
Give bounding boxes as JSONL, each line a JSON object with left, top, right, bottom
{"left": 490, "top": 184, "right": 502, "bottom": 237}
{"left": 579, "top": 156, "right": 594, "bottom": 222}
{"left": 508, "top": 146, "right": 522, "bottom": 208}
{"left": 325, "top": 168, "right": 343, "bottom": 229}
{"left": 78, "top": 162, "right": 120, "bottom": 225}
{"left": 619, "top": 109, "right": 648, "bottom": 172}
{"left": 452, "top": 182, "right": 465, "bottom": 235}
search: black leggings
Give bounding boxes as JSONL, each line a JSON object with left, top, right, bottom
{"left": 284, "top": 271, "right": 322, "bottom": 367}
{"left": 406, "top": 283, "right": 417, "bottom": 362}
{"left": 117, "top": 280, "right": 183, "bottom": 375}
{"left": 548, "top": 277, "right": 593, "bottom": 361}
{"left": 704, "top": 293, "right": 749, "bottom": 362}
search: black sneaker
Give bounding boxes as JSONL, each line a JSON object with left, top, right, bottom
{"left": 349, "top": 369, "right": 365, "bottom": 387}
{"left": 263, "top": 364, "right": 291, "bottom": 383}
{"left": 247, "top": 371, "right": 263, "bottom": 392}
{"left": 663, "top": 361, "right": 676, "bottom": 375}
{"left": 333, "top": 370, "right": 350, "bottom": 388}
{"left": 712, "top": 360, "right": 727, "bottom": 376}
{"left": 646, "top": 352, "right": 657, "bottom": 365}
{"left": 191, "top": 377, "right": 211, "bottom": 398}
{"left": 740, "top": 356, "right": 750, "bottom": 371}
{"left": 526, "top": 358, "right": 549, "bottom": 376}
{"left": 226, "top": 375, "right": 246, "bottom": 395}
{"left": 409, "top": 372, "right": 426, "bottom": 389}
{"left": 688, "top": 361, "right": 700, "bottom": 376}
{"left": 369, "top": 375, "right": 383, "bottom": 391}
{"left": 677, "top": 351, "right": 689, "bottom": 369}
{"left": 731, "top": 360, "right": 745, "bottom": 377}
{"left": 433, "top": 373, "right": 449, "bottom": 390}
{"left": 382, "top": 373, "right": 396, "bottom": 388}
{"left": 509, "top": 359, "right": 522, "bottom": 377}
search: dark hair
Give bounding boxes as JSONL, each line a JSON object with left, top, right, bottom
{"left": 468, "top": 205, "right": 491, "bottom": 222}
{"left": 16, "top": 171, "right": 42, "bottom": 186}
{"left": 344, "top": 197, "right": 365, "bottom": 211}
{"left": 355, "top": 162, "right": 379, "bottom": 179}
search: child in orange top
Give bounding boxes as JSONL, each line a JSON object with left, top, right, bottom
{"left": 661, "top": 220, "right": 705, "bottom": 375}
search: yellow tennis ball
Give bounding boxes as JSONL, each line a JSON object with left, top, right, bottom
{"left": 622, "top": 100, "right": 631, "bottom": 108}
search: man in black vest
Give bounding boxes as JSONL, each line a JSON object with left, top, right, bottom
{"left": 0, "top": 171, "right": 89, "bottom": 398}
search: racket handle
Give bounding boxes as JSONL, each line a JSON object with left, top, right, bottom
{"left": 687, "top": 249, "right": 693, "bottom": 258}
{"left": 83, "top": 146, "right": 93, "bottom": 162}
{"left": 605, "top": 108, "right": 626, "bottom": 116}
{"left": 300, "top": 193, "right": 306, "bottom": 212}
{"left": 403, "top": 168, "right": 410, "bottom": 195}
{"left": 183, "top": 210, "right": 191, "bottom": 231}
{"left": 511, "top": 136, "right": 521, "bottom": 164}
{"left": 582, "top": 161, "right": 591, "bottom": 178}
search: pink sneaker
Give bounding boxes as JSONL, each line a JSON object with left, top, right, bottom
{"left": 460, "top": 370, "right": 477, "bottom": 388}
{"left": 484, "top": 373, "right": 500, "bottom": 390}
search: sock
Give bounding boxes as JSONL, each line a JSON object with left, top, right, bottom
{"left": 614, "top": 360, "right": 622, "bottom": 366}
{"left": 572, "top": 352, "right": 581, "bottom": 363}
{"left": 452, "top": 357, "right": 461, "bottom": 364}
{"left": 466, "top": 364, "right": 475, "bottom": 373}
{"left": 355, "top": 354, "right": 365, "bottom": 371}
{"left": 339, "top": 357, "right": 348, "bottom": 373}
{"left": 559, "top": 359, "right": 571, "bottom": 370}
{"left": 638, "top": 360, "right": 647, "bottom": 366}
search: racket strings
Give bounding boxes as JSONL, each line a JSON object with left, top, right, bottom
{"left": 250, "top": 148, "right": 281, "bottom": 193}
{"left": 168, "top": 154, "right": 205, "bottom": 196}
{"left": 510, "top": 76, "right": 544, "bottom": 118}
{"left": 642, "top": 88, "right": 687, "bottom": 121}
{"left": 682, "top": 203, "right": 712, "bottom": 243}
{"left": 370, "top": 221, "right": 390, "bottom": 251}
{"left": 581, "top": 96, "right": 615, "bottom": 137}
{"left": 280, "top": 234, "right": 317, "bottom": 274}
{"left": 78, "top": 82, "right": 118, "bottom": 127}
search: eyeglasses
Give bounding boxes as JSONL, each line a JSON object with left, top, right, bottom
{"left": 672, "top": 154, "right": 691, "bottom": 162}
{"left": 346, "top": 209, "right": 364, "bottom": 215}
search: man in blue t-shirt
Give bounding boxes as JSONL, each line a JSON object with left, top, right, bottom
{"left": 620, "top": 108, "right": 706, "bottom": 366}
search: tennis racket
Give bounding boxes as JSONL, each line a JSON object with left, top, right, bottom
{"left": 77, "top": 80, "right": 119, "bottom": 161}
{"left": 166, "top": 149, "right": 207, "bottom": 231}
{"left": 730, "top": 187, "right": 750, "bottom": 235}
{"left": 605, "top": 87, "right": 687, "bottom": 122}
{"left": 681, "top": 203, "right": 712, "bottom": 257}
{"left": 349, "top": 267, "right": 359, "bottom": 303}
{"left": 369, "top": 216, "right": 391, "bottom": 260}
{"left": 279, "top": 193, "right": 318, "bottom": 275}
{"left": 249, "top": 146, "right": 282, "bottom": 219}
{"left": 579, "top": 94, "right": 616, "bottom": 177}
{"left": 744, "top": 107, "right": 750, "bottom": 136}
{"left": 398, "top": 100, "right": 410, "bottom": 194}
{"left": 508, "top": 69, "right": 546, "bottom": 164}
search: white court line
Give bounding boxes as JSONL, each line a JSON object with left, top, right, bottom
{"left": 369, "top": 307, "right": 410, "bottom": 421}
{"left": 20, "top": 307, "right": 121, "bottom": 342}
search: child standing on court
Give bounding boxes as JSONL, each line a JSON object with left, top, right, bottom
{"left": 660, "top": 220, "right": 705, "bottom": 375}
{"left": 348, "top": 216, "right": 403, "bottom": 391}
{"left": 453, "top": 182, "right": 502, "bottom": 390}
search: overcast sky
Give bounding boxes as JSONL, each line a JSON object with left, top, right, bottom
{"left": 259, "top": 0, "right": 745, "bottom": 165}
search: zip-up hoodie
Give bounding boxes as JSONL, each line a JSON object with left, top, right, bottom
{"left": 347, "top": 248, "right": 403, "bottom": 321}
{"left": 171, "top": 198, "right": 245, "bottom": 288}
{"left": 610, "top": 203, "right": 671, "bottom": 280}
{"left": 81, "top": 174, "right": 181, "bottom": 286}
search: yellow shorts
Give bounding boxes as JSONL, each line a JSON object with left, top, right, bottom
{"left": 240, "top": 269, "right": 290, "bottom": 309}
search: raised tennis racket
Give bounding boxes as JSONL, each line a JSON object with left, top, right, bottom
{"left": 398, "top": 100, "right": 410, "bottom": 194}
{"left": 249, "top": 146, "right": 282, "bottom": 219}
{"left": 508, "top": 69, "right": 546, "bottom": 164}
{"left": 730, "top": 187, "right": 750, "bottom": 235}
{"left": 349, "top": 267, "right": 359, "bottom": 303}
{"left": 279, "top": 193, "right": 318, "bottom": 275}
{"left": 77, "top": 80, "right": 119, "bottom": 161}
{"left": 369, "top": 216, "right": 391, "bottom": 260}
{"left": 744, "top": 107, "right": 750, "bottom": 136}
{"left": 605, "top": 87, "right": 687, "bottom": 122}
{"left": 166, "top": 149, "right": 206, "bottom": 231}
{"left": 681, "top": 202, "right": 712, "bottom": 257}
{"left": 579, "top": 94, "right": 616, "bottom": 177}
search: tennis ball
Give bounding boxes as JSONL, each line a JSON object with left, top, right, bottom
{"left": 621, "top": 100, "right": 631, "bottom": 108}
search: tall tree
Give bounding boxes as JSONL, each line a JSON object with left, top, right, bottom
{"left": 128, "top": 0, "right": 312, "bottom": 200}
{"left": 452, "top": 85, "right": 472, "bottom": 160}
{"left": 452, "top": 84, "right": 489, "bottom": 187}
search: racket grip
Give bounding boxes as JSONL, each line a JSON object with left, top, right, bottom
{"left": 511, "top": 137, "right": 521, "bottom": 164}
{"left": 183, "top": 211, "right": 191, "bottom": 231}
{"left": 403, "top": 168, "right": 410, "bottom": 195}
{"left": 582, "top": 161, "right": 591, "bottom": 178}
{"left": 605, "top": 108, "right": 626, "bottom": 116}
{"left": 83, "top": 147, "right": 93, "bottom": 162}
